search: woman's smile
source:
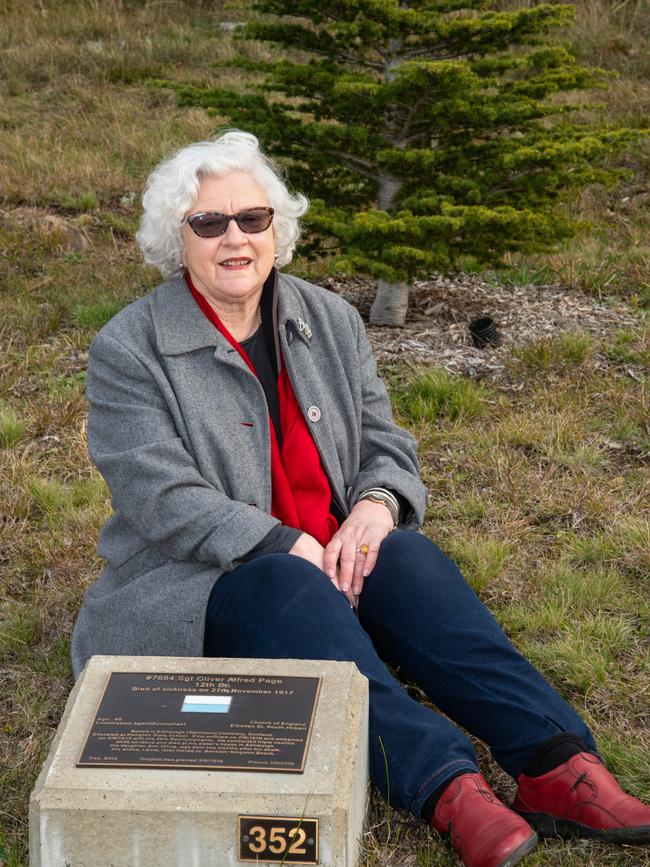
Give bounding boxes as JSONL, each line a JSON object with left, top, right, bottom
{"left": 219, "top": 257, "right": 253, "bottom": 269}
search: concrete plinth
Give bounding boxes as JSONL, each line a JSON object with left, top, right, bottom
{"left": 30, "top": 656, "right": 369, "bottom": 867}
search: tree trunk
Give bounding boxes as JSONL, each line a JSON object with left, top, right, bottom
{"left": 370, "top": 279, "right": 410, "bottom": 326}
{"left": 370, "top": 43, "right": 412, "bottom": 327}
{"left": 371, "top": 171, "right": 410, "bottom": 326}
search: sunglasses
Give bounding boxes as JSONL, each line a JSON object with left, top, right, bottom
{"left": 184, "top": 207, "right": 274, "bottom": 238}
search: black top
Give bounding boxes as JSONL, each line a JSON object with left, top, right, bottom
{"left": 240, "top": 325, "right": 282, "bottom": 449}
{"left": 238, "top": 274, "right": 300, "bottom": 561}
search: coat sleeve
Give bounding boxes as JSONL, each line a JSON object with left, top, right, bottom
{"left": 348, "top": 307, "right": 427, "bottom": 529}
{"left": 86, "top": 331, "right": 281, "bottom": 569}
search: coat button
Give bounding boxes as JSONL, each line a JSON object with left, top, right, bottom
{"left": 307, "top": 405, "right": 321, "bottom": 422}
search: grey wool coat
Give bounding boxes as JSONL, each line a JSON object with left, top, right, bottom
{"left": 71, "top": 271, "right": 427, "bottom": 679}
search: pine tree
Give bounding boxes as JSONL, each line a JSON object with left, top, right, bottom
{"left": 171, "top": 1, "right": 640, "bottom": 325}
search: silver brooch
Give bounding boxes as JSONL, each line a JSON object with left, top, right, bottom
{"left": 297, "top": 317, "right": 312, "bottom": 342}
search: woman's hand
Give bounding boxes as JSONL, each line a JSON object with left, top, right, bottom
{"left": 323, "top": 500, "right": 394, "bottom": 600}
{"left": 289, "top": 532, "right": 356, "bottom": 606}
{"left": 288, "top": 532, "right": 326, "bottom": 571}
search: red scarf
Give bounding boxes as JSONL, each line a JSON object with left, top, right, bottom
{"left": 186, "top": 274, "right": 339, "bottom": 547}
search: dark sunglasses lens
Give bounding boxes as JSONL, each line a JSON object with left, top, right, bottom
{"left": 189, "top": 213, "right": 228, "bottom": 237}
{"left": 187, "top": 208, "right": 273, "bottom": 237}
{"left": 236, "top": 209, "right": 273, "bottom": 233}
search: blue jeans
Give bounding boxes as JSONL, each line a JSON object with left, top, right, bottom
{"left": 204, "top": 530, "right": 595, "bottom": 818}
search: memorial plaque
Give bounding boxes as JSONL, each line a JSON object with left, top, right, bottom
{"left": 32, "top": 657, "right": 369, "bottom": 867}
{"left": 77, "top": 671, "right": 321, "bottom": 772}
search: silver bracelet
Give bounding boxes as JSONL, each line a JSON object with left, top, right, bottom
{"left": 357, "top": 487, "right": 400, "bottom": 528}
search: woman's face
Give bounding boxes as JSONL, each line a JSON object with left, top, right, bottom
{"left": 180, "top": 171, "right": 276, "bottom": 309}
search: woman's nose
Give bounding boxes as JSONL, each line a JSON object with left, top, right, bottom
{"left": 221, "top": 217, "right": 248, "bottom": 244}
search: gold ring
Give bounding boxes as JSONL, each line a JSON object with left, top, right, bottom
{"left": 358, "top": 543, "right": 369, "bottom": 555}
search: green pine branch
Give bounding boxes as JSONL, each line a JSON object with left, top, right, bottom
{"left": 159, "top": 0, "right": 647, "bottom": 321}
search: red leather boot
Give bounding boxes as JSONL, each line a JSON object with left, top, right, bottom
{"left": 431, "top": 773, "right": 537, "bottom": 867}
{"left": 512, "top": 751, "right": 650, "bottom": 844}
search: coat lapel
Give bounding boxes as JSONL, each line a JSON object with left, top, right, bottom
{"left": 151, "top": 277, "right": 221, "bottom": 355}
{"left": 277, "top": 277, "right": 348, "bottom": 514}
{"left": 150, "top": 276, "right": 258, "bottom": 372}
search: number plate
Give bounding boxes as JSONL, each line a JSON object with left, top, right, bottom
{"left": 238, "top": 815, "right": 319, "bottom": 864}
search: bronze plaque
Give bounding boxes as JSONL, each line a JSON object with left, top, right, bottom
{"left": 238, "top": 816, "right": 319, "bottom": 864}
{"left": 76, "top": 672, "right": 321, "bottom": 772}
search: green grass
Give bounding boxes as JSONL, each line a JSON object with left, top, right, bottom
{"left": 394, "top": 368, "right": 493, "bottom": 425}
{"left": 521, "top": 615, "right": 636, "bottom": 692}
{"left": 445, "top": 535, "right": 512, "bottom": 593}
{"left": 602, "top": 328, "right": 650, "bottom": 366}
{"left": 1, "top": 1, "right": 650, "bottom": 866}
{"left": 0, "top": 834, "right": 22, "bottom": 867}
{"left": 0, "top": 404, "right": 26, "bottom": 448}
{"left": 72, "top": 300, "right": 128, "bottom": 331}
{"left": 48, "top": 190, "right": 100, "bottom": 212}
{"left": 539, "top": 565, "right": 631, "bottom": 611}
{"left": 514, "top": 333, "right": 596, "bottom": 371}
{"left": 0, "top": 605, "right": 43, "bottom": 663}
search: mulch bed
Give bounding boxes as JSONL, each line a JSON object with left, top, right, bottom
{"left": 322, "top": 273, "right": 643, "bottom": 380}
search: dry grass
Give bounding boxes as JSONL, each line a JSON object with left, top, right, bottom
{"left": 492, "top": 0, "right": 650, "bottom": 303}
{"left": 1, "top": 1, "right": 649, "bottom": 866}
{"left": 0, "top": 0, "right": 239, "bottom": 207}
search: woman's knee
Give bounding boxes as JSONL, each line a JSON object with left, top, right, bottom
{"left": 379, "top": 529, "right": 429, "bottom": 556}
{"left": 249, "top": 552, "right": 322, "bottom": 582}
{"left": 363, "top": 530, "right": 471, "bottom": 604}
{"left": 206, "top": 552, "right": 362, "bottom": 658}
{"left": 219, "top": 552, "right": 336, "bottom": 612}
{"left": 375, "top": 530, "right": 459, "bottom": 578}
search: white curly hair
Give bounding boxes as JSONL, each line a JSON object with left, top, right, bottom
{"left": 136, "top": 130, "right": 309, "bottom": 278}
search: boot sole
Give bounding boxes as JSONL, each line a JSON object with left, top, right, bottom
{"left": 516, "top": 811, "right": 650, "bottom": 844}
{"left": 496, "top": 831, "right": 538, "bottom": 867}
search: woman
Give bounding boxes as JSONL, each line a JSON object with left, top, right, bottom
{"left": 71, "top": 130, "right": 650, "bottom": 867}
